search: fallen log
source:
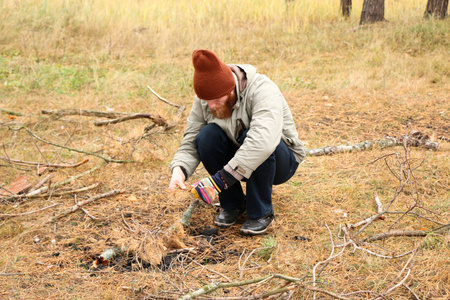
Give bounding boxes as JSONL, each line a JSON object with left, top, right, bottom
{"left": 307, "top": 133, "right": 439, "bottom": 156}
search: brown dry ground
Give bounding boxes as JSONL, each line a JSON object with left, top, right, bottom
{"left": 0, "top": 87, "right": 449, "bottom": 299}
{"left": 0, "top": 3, "right": 449, "bottom": 297}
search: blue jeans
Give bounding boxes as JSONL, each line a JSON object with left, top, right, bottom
{"left": 195, "top": 123, "right": 299, "bottom": 219}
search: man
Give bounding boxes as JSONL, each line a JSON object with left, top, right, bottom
{"left": 169, "top": 49, "right": 306, "bottom": 235}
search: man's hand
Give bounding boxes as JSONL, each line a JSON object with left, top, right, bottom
{"left": 191, "top": 173, "right": 225, "bottom": 204}
{"left": 169, "top": 166, "right": 186, "bottom": 190}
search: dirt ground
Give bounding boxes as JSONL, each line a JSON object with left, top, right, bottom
{"left": 0, "top": 89, "right": 449, "bottom": 299}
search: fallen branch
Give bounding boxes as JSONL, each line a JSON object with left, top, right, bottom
{"left": 346, "top": 193, "right": 386, "bottom": 230}
{"left": 28, "top": 174, "right": 53, "bottom": 193}
{"left": 147, "top": 85, "right": 186, "bottom": 118}
{"left": 27, "top": 165, "right": 103, "bottom": 197}
{"left": 0, "top": 108, "right": 25, "bottom": 117}
{"left": 307, "top": 134, "right": 439, "bottom": 156}
{"left": 147, "top": 85, "right": 183, "bottom": 109}
{"left": 41, "top": 109, "right": 128, "bottom": 119}
{"left": 363, "top": 223, "right": 450, "bottom": 243}
{"left": 94, "top": 113, "right": 167, "bottom": 127}
{"left": 0, "top": 203, "right": 60, "bottom": 219}
{"left": 28, "top": 183, "right": 100, "bottom": 198}
{"left": 176, "top": 274, "right": 350, "bottom": 300}
{"left": 1, "top": 165, "right": 103, "bottom": 202}
{"left": 0, "top": 157, "right": 89, "bottom": 169}
{"left": 18, "top": 126, "right": 134, "bottom": 163}
{"left": 42, "top": 189, "right": 123, "bottom": 225}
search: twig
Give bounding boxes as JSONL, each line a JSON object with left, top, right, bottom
{"left": 188, "top": 257, "right": 232, "bottom": 282}
{"left": 363, "top": 223, "right": 450, "bottom": 243}
{"left": 346, "top": 193, "right": 385, "bottom": 230}
{"left": 402, "top": 283, "right": 420, "bottom": 300}
{"left": 25, "top": 183, "right": 100, "bottom": 199}
{"left": 147, "top": 85, "right": 186, "bottom": 118}
{"left": 25, "top": 165, "right": 103, "bottom": 197}
{"left": 17, "top": 126, "right": 134, "bottom": 163}
{"left": 41, "top": 109, "right": 128, "bottom": 119}
{"left": 370, "top": 250, "right": 417, "bottom": 300}
{"left": 177, "top": 274, "right": 349, "bottom": 300}
{"left": 94, "top": 113, "right": 168, "bottom": 127}
{"left": 239, "top": 248, "right": 259, "bottom": 279}
{"left": 28, "top": 174, "right": 53, "bottom": 193}
{"left": 313, "top": 224, "right": 346, "bottom": 300}
{"left": 0, "top": 203, "right": 60, "bottom": 219}
{"left": 0, "top": 273, "right": 26, "bottom": 276}
{"left": 147, "top": 85, "right": 182, "bottom": 108}
{"left": 0, "top": 157, "right": 89, "bottom": 169}
{"left": 42, "top": 189, "right": 123, "bottom": 225}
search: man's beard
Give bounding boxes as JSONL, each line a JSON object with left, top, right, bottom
{"left": 210, "top": 93, "right": 236, "bottom": 119}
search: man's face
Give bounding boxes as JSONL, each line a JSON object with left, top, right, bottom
{"left": 206, "top": 90, "right": 236, "bottom": 119}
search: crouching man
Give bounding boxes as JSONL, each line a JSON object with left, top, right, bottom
{"left": 169, "top": 49, "right": 306, "bottom": 235}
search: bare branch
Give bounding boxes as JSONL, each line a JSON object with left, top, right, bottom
{"left": 94, "top": 113, "right": 168, "bottom": 127}
{"left": 0, "top": 203, "right": 60, "bottom": 219}
{"left": 0, "top": 157, "right": 89, "bottom": 169}
{"left": 42, "top": 189, "right": 123, "bottom": 224}
{"left": 147, "top": 85, "right": 182, "bottom": 108}
{"left": 41, "top": 109, "right": 128, "bottom": 119}
{"left": 17, "top": 126, "right": 134, "bottom": 163}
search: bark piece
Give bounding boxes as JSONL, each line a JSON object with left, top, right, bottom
{"left": 0, "top": 176, "right": 32, "bottom": 197}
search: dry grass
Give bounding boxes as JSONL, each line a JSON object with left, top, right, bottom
{"left": 1, "top": 0, "right": 449, "bottom": 299}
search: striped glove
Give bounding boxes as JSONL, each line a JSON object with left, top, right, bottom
{"left": 191, "top": 172, "right": 225, "bottom": 204}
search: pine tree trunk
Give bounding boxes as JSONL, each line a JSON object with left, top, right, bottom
{"left": 424, "top": 0, "right": 449, "bottom": 19}
{"left": 360, "top": 0, "right": 385, "bottom": 25}
{"left": 341, "top": 0, "right": 352, "bottom": 17}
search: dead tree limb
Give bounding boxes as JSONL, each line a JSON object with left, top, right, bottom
{"left": 307, "top": 134, "right": 439, "bottom": 156}
{"left": 94, "top": 113, "right": 167, "bottom": 127}
{"left": 41, "top": 109, "right": 128, "bottom": 119}
{"left": 363, "top": 223, "right": 449, "bottom": 243}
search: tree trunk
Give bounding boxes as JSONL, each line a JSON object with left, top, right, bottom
{"left": 360, "top": 0, "right": 385, "bottom": 25}
{"left": 341, "top": 0, "right": 352, "bottom": 18}
{"left": 424, "top": 0, "right": 449, "bottom": 19}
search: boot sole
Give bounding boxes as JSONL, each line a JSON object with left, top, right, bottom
{"left": 240, "top": 220, "right": 273, "bottom": 235}
{"left": 214, "top": 220, "right": 236, "bottom": 227}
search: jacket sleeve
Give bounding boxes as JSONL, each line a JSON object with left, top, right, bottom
{"left": 169, "top": 98, "right": 206, "bottom": 178}
{"left": 227, "top": 77, "right": 284, "bottom": 178}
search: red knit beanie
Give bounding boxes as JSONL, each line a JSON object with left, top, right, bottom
{"left": 192, "top": 49, "right": 235, "bottom": 100}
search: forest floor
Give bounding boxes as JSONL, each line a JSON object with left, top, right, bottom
{"left": 0, "top": 87, "right": 449, "bottom": 299}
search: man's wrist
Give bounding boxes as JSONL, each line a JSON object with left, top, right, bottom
{"left": 218, "top": 164, "right": 243, "bottom": 189}
{"left": 176, "top": 166, "right": 188, "bottom": 180}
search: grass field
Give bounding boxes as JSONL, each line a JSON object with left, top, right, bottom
{"left": 0, "top": 0, "right": 449, "bottom": 299}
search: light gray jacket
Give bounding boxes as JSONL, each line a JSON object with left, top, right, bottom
{"left": 170, "top": 64, "right": 306, "bottom": 179}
